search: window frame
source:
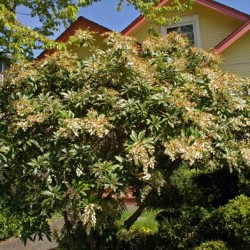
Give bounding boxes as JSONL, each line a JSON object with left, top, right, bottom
{"left": 161, "top": 15, "right": 202, "bottom": 47}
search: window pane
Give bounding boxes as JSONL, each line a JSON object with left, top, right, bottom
{"left": 167, "top": 24, "right": 195, "bottom": 45}
{"left": 180, "top": 24, "right": 193, "bottom": 33}
{"left": 185, "top": 32, "right": 195, "bottom": 45}
{"left": 167, "top": 27, "right": 179, "bottom": 33}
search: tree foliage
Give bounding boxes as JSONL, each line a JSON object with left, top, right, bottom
{"left": 0, "top": 32, "right": 249, "bottom": 249}
{"left": 0, "top": 0, "right": 193, "bottom": 60}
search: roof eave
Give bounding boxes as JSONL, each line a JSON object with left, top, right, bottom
{"left": 214, "top": 20, "right": 250, "bottom": 54}
{"left": 197, "top": 0, "right": 249, "bottom": 22}
{"left": 122, "top": 0, "right": 170, "bottom": 35}
{"left": 38, "top": 16, "right": 111, "bottom": 60}
{"left": 122, "top": 0, "right": 250, "bottom": 36}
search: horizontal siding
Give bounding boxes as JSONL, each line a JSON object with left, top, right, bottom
{"left": 197, "top": 5, "right": 242, "bottom": 49}
{"left": 220, "top": 62, "right": 250, "bottom": 77}
{"left": 131, "top": 3, "right": 243, "bottom": 50}
{"left": 130, "top": 2, "right": 249, "bottom": 77}
{"left": 221, "top": 32, "right": 250, "bottom": 77}
{"left": 69, "top": 35, "right": 107, "bottom": 58}
{"left": 131, "top": 23, "right": 159, "bottom": 44}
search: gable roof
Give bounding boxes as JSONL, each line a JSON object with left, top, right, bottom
{"left": 38, "top": 1, "right": 250, "bottom": 59}
{"left": 122, "top": 0, "right": 250, "bottom": 54}
{"left": 38, "top": 16, "right": 111, "bottom": 59}
{"left": 196, "top": 0, "right": 249, "bottom": 21}
{"left": 215, "top": 19, "right": 250, "bottom": 53}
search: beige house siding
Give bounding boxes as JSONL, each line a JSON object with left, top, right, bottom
{"left": 221, "top": 32, "right": 250, "bottom": 77}
{"left": 128, "top": 3, "right": 250, "bottom": 77}
{"left": 131, "top": 3, "right": 243, "bottom": 50}
{"left": 130, "top": 23, "right": 160, "bottom": 44}
{"left": 68, "top": 34, "right": 108, "bottom": 58}
{"left": 196, "top": 4, "right": 242, "bottom": 50}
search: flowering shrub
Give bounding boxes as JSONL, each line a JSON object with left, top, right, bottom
{"left": 0, "top": 31, "right": 249, "bottom": 249}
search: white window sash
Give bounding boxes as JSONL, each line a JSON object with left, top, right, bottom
{"left": 161, "top": 15, "right": 202, "bottom": 47}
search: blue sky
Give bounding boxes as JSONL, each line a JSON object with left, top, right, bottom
{"left": 17, "top": 0, "right": 138, "bottom": 33}
{"left": 216, "top": 0, "right": 250, "bottom": 14}
{"left": 16, "top": 0, "right": 250, "bottom": 57}
{"left": 17, "top": 0, "right": 250, "bottom": 33}
{"left": 77, "top": 0, "right": 250, "bottom": 31}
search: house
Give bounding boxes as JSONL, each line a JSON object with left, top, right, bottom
{"left": 38, "top": 16, "right": 111, "bottom": 60}
{"left": 39, "top": 0, "right": 250, "bottom": 77}
{"left": 122, "top": 0, "right": 250, "bottom": 77}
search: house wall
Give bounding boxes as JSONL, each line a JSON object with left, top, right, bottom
{"left": 130, "top": 3, "right": 242, "bottom": 50}
{"left": 192, "top": 4, "right": 242, "bottom": 50}
{"left": 129, "top": 3, "right": 250, "bottom": 77}
{"left": 68, "top": 34, "right": 108, "bottom": 58}
{"left": 221, "top": 32, "right": 250, "bottom": 77}
{"left": 129, "top": 23, "right": 160, "bottom": 44}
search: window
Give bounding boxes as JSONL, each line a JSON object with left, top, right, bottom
{"left": 161, "top": 15, "right": 202, "bottom": 47}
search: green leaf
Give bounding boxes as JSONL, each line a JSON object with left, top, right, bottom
{"left": 41, "top": 191, "right": 53, "bottom": 196}
{"left": 130, "top": 130, "right": 138, "bottom": 141}
{"left": 138, "top": 130, "right": 146, "bottom": 140}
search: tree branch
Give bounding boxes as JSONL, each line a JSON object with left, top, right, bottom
{"left": 123, "top": 157, "right": 182, "bottom": 230}
{"left": 123, "top": 189, "right": 153, "bottom": 230}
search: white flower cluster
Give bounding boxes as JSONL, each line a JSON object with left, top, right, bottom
{"left": 183, "top": 109, "right": 217, "bottom": 129}
{"left": 190, "top": 46, "right": 220, "bottom": 66}
{"left": 153, "top": 172, "right": 166, "bottom": 196}
{"left": 229, "top": 116, "right": 250, "bottom": 131}
{"left": 12, "top": 99, "right": 34, "bottom": 116}
{"left": 140, "top": 185, "right": 152, "bottom": 202}
{"left": 58, "top": 118, "right": 84, "bottom": 138}
{"left": 81, "top": 204, "right": 101, "bottom": 235}
{"left": 68, "top": 29, "right": 94, "bottom": 44}
{"left": 241, "top": 147, "right": 250, "bottom": 166}
{"left": 12, "top": 113, "right": 47, "bottom": 132}
{"left": 76, "top": 167, "right": 83, "bottom": 177}
{"left": 170, "top": 89, "right": 194, "bottom": 109}
{"left": 27, "top": 113, "right": 46, "bottom": 123}
{"left": 83, "top": 110, "right": 112, "bottom": 138}
{"left": 57, "top": 109, "right": 113, "bottom": 139}
{"left": 129, "top": 143, "right": 155, "bottom": 176}
{"left": 164, "top": 138, "right": 213, "bottom": 165}
{"left": 13, "top": 121, "right": 30, "bottom": 132}
{"left": 180, "top": 72, "right": 194, "bottom": 82}
{"left": 210, "top": 74, "right": 249, "bottom": 112}
{"left": 47, "top": 175, "right": 52, "bottom": 184}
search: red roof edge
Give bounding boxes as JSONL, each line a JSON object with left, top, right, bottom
{"left": 197, "top": 0, "right": 249, "bottom": 22}
{"left": 214, "top": 20, "right": 250, "bottom": 54}
{"left": 38, "top": 16, "right": 111, "bottom": 60}
{"left": 122, "top": 15, "right": 145, "bottom": 36}
{"left": 122, "top": 0, "right": 250, "bottom": 36}
{"left": 56, "top": 16, "right": 111, "bottom": 42}
{"left": 121, "top": 0, "right": 170, "bottom": 35}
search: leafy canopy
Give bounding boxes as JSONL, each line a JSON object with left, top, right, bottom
{"left": 0, "top": 0, "right": 193, "bottom": 60}
{"left": 0, "top": 31, "right": 249, "bottom": 248}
